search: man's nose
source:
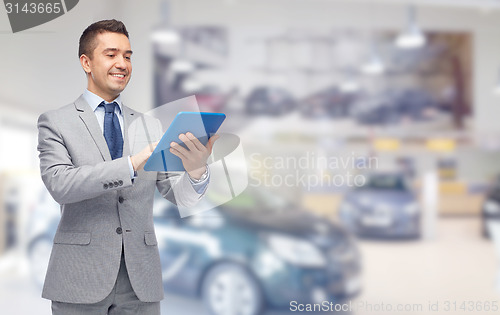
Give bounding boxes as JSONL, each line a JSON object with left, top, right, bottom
{"left": 115, "top": 56, "right": 126, "bottom": 70}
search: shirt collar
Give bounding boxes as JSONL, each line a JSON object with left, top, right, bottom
{"left": 83, "top": 89, "right": 123, "bottom": 113}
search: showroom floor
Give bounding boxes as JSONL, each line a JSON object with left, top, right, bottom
{"left": 355, "top": 217, "right": 499, "bottom": 315}
{"left": 0, "top": 217, "right": 498, "bottom": 315}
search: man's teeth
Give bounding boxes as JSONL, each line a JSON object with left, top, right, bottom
{"left": 111, "top": 74, "right": 125, "bottom": 78}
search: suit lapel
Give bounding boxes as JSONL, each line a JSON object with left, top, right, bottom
{"left": 75, "top": 95, "right": 111, "bottom": 161}
{"left": 121, "top": 104, "right": 134, "bottom": 158}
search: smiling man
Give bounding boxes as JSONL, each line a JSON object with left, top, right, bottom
{"left": 37, "top": 19, "right": 216, "bottom": 315}
{"left": 80, "top": 31, "right": 133, "bottom": 102}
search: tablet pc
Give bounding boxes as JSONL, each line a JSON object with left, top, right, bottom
{"left": 144, "top": 112, "right": 226, "bottom": 172}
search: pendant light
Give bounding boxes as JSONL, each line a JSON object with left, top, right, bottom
{"left": 395, "top": 5, "right": 426, "bottom": 49}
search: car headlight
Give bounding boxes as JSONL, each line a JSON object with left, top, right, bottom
{"left": 404, "top": 202, "right": 419, "bottom": 216}
{"left": 484, "top": 200, "right": 500, "bottom": 214}
{"left": 267, "top": 234, "right": 326, "bottom": 268}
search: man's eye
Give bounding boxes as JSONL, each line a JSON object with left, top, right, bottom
{"left": 125, "top": 56, "right": 131, "bottom": 60}
{"left": 107, "top": 55, "right": 114, "bottom": 57}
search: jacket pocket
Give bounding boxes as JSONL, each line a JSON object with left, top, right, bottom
{"left": 144, "top": 232, "right": 158, "bottom": 246}
{"left": 53, "top": 232, "right": 91, "bottom": 245}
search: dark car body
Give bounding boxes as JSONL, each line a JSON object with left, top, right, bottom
{"left": 300, "top": 86, "right": 357, "bottom": 119}
{"left": 245, "top": 87, "right": 295, "bottom": 116}
{"left": 27, "top": 188, "right": 362, "bottom": 315}
{"left": 353, "top": 89, "right": 438, "bottom": 126}
{"left": 339, "top": 173, "right": 420, "bottom": 239}
{"left": 156, "top": 189, "right": 361, "bottom": 313}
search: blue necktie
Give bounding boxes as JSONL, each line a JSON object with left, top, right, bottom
{"left": 100, "top": 101, "right": 123, "bottom": 160}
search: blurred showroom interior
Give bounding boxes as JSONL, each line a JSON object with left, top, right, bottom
{"left": 3, "top": 0, "right": 500, "bottom": 314}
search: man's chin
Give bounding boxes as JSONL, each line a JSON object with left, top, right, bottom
{"left": 109, "top": 85, "right": 127, "bottom": 95}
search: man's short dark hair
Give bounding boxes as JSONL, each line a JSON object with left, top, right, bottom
{"left": 79, "top": 19, "right": 129, "bottom": 59}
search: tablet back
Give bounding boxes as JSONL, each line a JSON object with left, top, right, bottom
{"left": 144, "top": 112, "right": 226, "bottom": 172}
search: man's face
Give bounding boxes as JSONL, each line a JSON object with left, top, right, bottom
{"left": 82, "top": 32, "right": 132, "bottom": 101}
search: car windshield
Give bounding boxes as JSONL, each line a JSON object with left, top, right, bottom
{"left": 359, "top": 174, "right": 408, "bottom": 191}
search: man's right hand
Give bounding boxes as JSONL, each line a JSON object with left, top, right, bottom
{"left": 130, "top": 141, "right": 159, "bottom": 171}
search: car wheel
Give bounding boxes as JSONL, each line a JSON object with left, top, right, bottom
{"left": 202, "top": 263, "right": 264, "bottom": 315}
{"left": 28, "top": 235, "right": 52, "bottom": 288}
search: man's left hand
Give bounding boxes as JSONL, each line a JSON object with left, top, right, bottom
{"left": 170, "top": 132, "right": 219, "bottom": 180}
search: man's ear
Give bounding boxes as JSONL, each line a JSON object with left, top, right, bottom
{"left": 80, "top": 54, "right": 91, "bottom": 74}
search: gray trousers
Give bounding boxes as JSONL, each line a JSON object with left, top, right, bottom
{"left": 51, "top": 251, "right": 161, "bottom": 315}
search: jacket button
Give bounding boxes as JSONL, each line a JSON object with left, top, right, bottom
{"left": 116, "top": 227, "right": 123, "bottom": 234}
{"left": 103, "top": 183, "right": 108, "bottom": 189}
{"left": 118, "top": 196, "right": 124, "bottom": 203}
{"left": 114, "top": 181, "right": 119, "bottom": 187}
{"left": 118, "top": 180, "right": 123, "bottom": 186}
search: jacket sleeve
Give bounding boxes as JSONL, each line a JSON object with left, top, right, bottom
{"left": 37, "top": 112, "right": 133, "bottom": 205}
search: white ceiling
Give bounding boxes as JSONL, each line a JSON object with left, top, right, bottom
{"left": 290, "top": 0, "right": 500, "bottom": 10}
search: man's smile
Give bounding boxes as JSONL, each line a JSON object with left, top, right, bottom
{"left": 110, "top": 73, "right": 127, "bottom": 79}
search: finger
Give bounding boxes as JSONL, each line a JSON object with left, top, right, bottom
{"left": 169, "top": 144, "right": 187, "bottom": 160}
{"left": 170, "top": 148, "right": 186, "bottom": 160}
{"left": 178, "top": 134, "right": 197, "bottom": 152}
{"left": 186, "top": 132, "right": 204, "bottom": 151}
{"left": 206, "top": 134, "right": 220, "bottom": 153}
{"left": 170, "top": 141, "right": 189, "bottom": 157}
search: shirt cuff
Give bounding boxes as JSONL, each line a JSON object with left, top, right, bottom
{"left": 188, "top": 165, "right": 210, "bottom": 194}
{"left": 128, "top": 156, "right": 137, "bottom": 179}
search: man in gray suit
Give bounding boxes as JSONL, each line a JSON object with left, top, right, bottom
{"left": 37, "top": 19, "right": 217, "bottom": 314}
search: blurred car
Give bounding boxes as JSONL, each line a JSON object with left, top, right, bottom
{"left": 352, "top": 89, "right": 438, "bottom": 126}
{"left": 155, "top": 188, "right": 361, "bottom": 314}
{"left": 356, "top": 104, "right": 400, "bottom": 125}
{"left": 339, "top": 172, "right": 421, "bottom": 239}
{"left": 27, "top": 188, "right": 362, "bottom": 315}
{"left": 245, "top": 87, "right": 295, "bottom": 116}
{"left": 481, "top": 176, "right": 500, "bottom": 238}
{"left": 300, "top": 86, "right": 357, "bottom": 119}
{"left": 193, "top": 85, "right": 228, "bottom": 113}
{"left": 351, "top": 93, "right": 398, "bottom": 125}
{"left": 25, "top": 189, "right": 61, "bottom": 287}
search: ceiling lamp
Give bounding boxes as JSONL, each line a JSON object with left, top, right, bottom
{"left": 361, "top": 52, "right": 385, "bottom": 75}
{"left": 340, "top": 68, "right": 361, "bottom": 92}
{"left": 183, "top": 79, "right": 202, "bottom": 92}
{"left": 171, "top": 59, "right": 195, "bottom": 73}
{"left": 340, "top": 81, "right": 360, "bottom": 93}
{"left": 151, "top": 0, "right": 180, "bottom": 44}
{"left": 395, "top": 5, "right": 426, "bottom": 49}
{"left": 151, "top": 29, "right": 180, "bottom": 44}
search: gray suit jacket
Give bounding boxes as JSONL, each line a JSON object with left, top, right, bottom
{"left": 37, "top": 95, "right": 202, "bottom": 303}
